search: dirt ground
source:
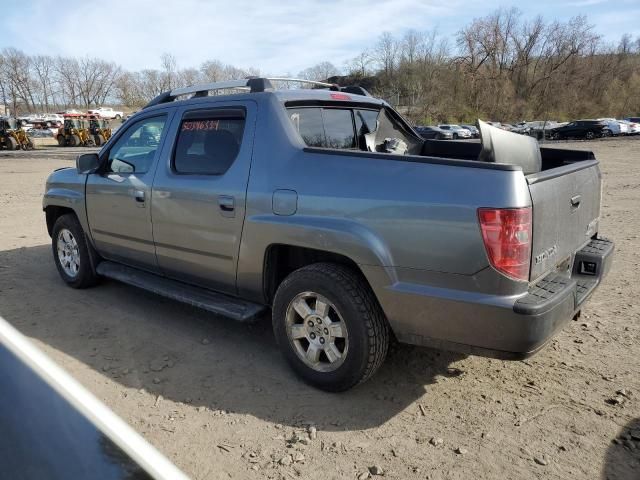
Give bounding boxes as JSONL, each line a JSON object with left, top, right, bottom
{"left": 0, "top": 138, "right": 638, "bottom": 480}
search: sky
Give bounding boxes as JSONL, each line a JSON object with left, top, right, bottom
{"left": 0, "top": 0, "right": 638, "bottom": 75}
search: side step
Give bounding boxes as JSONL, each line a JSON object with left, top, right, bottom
{"left": 96, "top": 261, "right": 266, "bottom": 322}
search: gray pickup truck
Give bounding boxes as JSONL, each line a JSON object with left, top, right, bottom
{"left": 43, "top": 78, "right": 614, "bottom": 391}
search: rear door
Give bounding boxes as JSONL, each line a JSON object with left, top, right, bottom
{"left": 527, "top": 162, "right": 601, "bottom": 281}
{"left": 86, "top": 112, "right": 171, "bottom": 271}
{"left": 151, "top": 102, "right": 256, "bottom": 294}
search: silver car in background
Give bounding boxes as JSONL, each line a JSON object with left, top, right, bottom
{"left": 460, "top": 124, "right": 480, "bottom": 138}
{"left": 438, "top": 124, "right": 472, "bottom": 139}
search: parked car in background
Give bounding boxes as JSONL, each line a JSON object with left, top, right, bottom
{"left": 42, "top": 113, "right": 64, "bottom": 127}
{"left": 598, "top": 118, "right": 625, "bottom": 136}
{"left": 524, "top": 121, "right": 561, "bottom": 140}
{"left": 87, "top": 107, "right": 123, "bottom": 120}
{"left": 548, "top": 119, "right": 607, "bottom": 140}
{"left": 414, "top": 125, "right": 453, "bottom": 140}
{"left": 57, "top": 109, "right": 82, "bottom": 115}
{"left": 625, "top": 116, "right": 640, "bottom": 123}
{"left": 122, "top": 111, "right": 138, "bottom": 122}
{"left": 460, "top": 124, "right": 479, "bottom": 138}
{"left": 438, "top": 124, "right": 472, "bottom": 139}
{"left": 510, "top": 122, "right": 530, "bottom": 135}
{"left": 620, "top": 120, "right": 640, "bottom": 135}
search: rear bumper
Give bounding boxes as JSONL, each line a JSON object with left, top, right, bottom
{"left": 383, "top": 237, "right": 614, "bottom": 359}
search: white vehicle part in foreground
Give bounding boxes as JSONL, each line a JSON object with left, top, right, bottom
{"left": 0, "top": 315, "right": 189, "bottom": 480}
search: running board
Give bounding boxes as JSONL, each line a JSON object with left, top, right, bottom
{"left": 96, "top": 261, "right": 266, "bottom": 322}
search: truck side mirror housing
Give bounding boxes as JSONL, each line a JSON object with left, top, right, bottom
{"left": 76, "top": 153, "right": 101, "bottom": 174}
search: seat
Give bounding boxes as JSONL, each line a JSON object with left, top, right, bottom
{"left": 477, "top": 119, "right": 541, "bottom": 174}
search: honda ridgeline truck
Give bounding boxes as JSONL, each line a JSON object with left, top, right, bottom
{"left": 43, "top": 78, "right": 614, "bottom": 391}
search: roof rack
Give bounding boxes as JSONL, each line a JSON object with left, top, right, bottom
{"left": 144, "top": 77, "right": 371, "bottom": 109}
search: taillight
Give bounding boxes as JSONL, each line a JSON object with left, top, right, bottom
{"left": 478, "top": 207, "right": 532, "bottom": 281}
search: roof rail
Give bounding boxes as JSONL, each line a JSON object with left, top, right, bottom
{"left": 143, "top": 77, "right": 370, "bottom": 109}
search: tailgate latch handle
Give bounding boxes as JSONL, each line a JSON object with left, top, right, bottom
{"left": 570, "top": 195, "right": 581, "bottom": 208}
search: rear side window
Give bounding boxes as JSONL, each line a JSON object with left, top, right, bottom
{"left": 288, "top": 108, "right": 325, "bottom": 147}
{"left": 288, "top": 107, "right": 362, "bottom": 149}
{"left": 323, "top": 109, "right": 355, "bottom": 148}
{"left": 173, "top": 113, "right": 244, "bottom": 175}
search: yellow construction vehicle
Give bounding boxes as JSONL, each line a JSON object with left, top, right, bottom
{"left": 56, "top": 114, "right": 95, "bottom": 147}
{"left": 88, "top": 116, "right": 112, "bottom": 146}
{"left": 0, "top": 117, "right": 34, "bottom": 150}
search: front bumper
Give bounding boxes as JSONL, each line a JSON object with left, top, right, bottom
{"left": 384, "top": 237, "right": 614, "bottom": 359}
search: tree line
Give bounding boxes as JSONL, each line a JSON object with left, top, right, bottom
{"left": 1, "top": 8, "right": 639, "bottom": 123}
{"left": 344, "top": 9, "right": 640, "bottom": 123}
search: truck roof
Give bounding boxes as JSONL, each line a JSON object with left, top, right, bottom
{"left": 142, "top": 78, "right": 386, "bottom": 112}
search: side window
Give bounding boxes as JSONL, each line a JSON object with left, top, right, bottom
{"left": 323, "top": 109, "right": 355, "bottom": 149}
{"left": 287, "top": 107, "right": 358, "bottom": 149}
{"left": 106, "top": 116, "right": 166, "bottom": 174}
{"left": 288, "top": 108, "right": 325, "bottom": 147}
{"left": 173, "top": 114, "right": 245, "bottom": 175}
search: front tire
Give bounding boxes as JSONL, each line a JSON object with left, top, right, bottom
{"left": 4, "top": 136, "right": 18, "bottom": 150}
{"left": 51, "top": 214, "right": 100, "bottom": 288}
{"left": 272, "top": 263, "right": 389, "bottom": 392}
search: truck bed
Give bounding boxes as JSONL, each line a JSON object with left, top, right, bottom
{"left": 421, "top": 139, "right": 596, "bottom": 172}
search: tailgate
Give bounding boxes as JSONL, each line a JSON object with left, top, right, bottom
{"left": 527, "top": 161, "right": 601, "bottom": 281}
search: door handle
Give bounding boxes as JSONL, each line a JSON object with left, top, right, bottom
{"left": 134, "top": 190, "right": 145, "bottom": 203}
{"left": 218, "top": 195, "right": 235, "bottom": 217}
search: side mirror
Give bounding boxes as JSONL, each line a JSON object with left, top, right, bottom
{"left": 76, "top": 153, "right": 101, "bottom": 174}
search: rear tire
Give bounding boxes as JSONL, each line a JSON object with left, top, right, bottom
{"left": 69, "top": 134, "right": 80, "bottom": 147}
{"left": 272, "top": 263, "right": 389, "bottom": 392}
{"left": 57, "top": 135, "right": 66, "bottom": 147}
{"left": 453, "top": 133, "right": 458, "bottom": 139}
{"left": 51, "top": 214, "right": 100, "bottom": 289}
{"left": 94, "top": 134, "right": 105, "bottom": 146}
{"left": 585, "top": 130, "right": 595, "bottom": 140}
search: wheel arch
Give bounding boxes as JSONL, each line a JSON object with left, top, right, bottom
{"left": 45, "top": 205, "right": 77, "bottom": 237}
{"left": 263, "top": 244, "right": 373, "bottom": 306}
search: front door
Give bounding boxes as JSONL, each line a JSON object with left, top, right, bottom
{"left": 86, "top": 113, "right": 171, "bottom": 271}
{"left": 151, "top": 102, "right": 256, "bottom": 294}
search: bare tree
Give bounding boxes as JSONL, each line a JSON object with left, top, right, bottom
{"left": 298, "top": 61, "right": 340, "bottom": 81}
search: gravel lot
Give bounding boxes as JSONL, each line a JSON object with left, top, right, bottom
{"left": 0, "top": 138, "right": 638, "bottom": 480}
